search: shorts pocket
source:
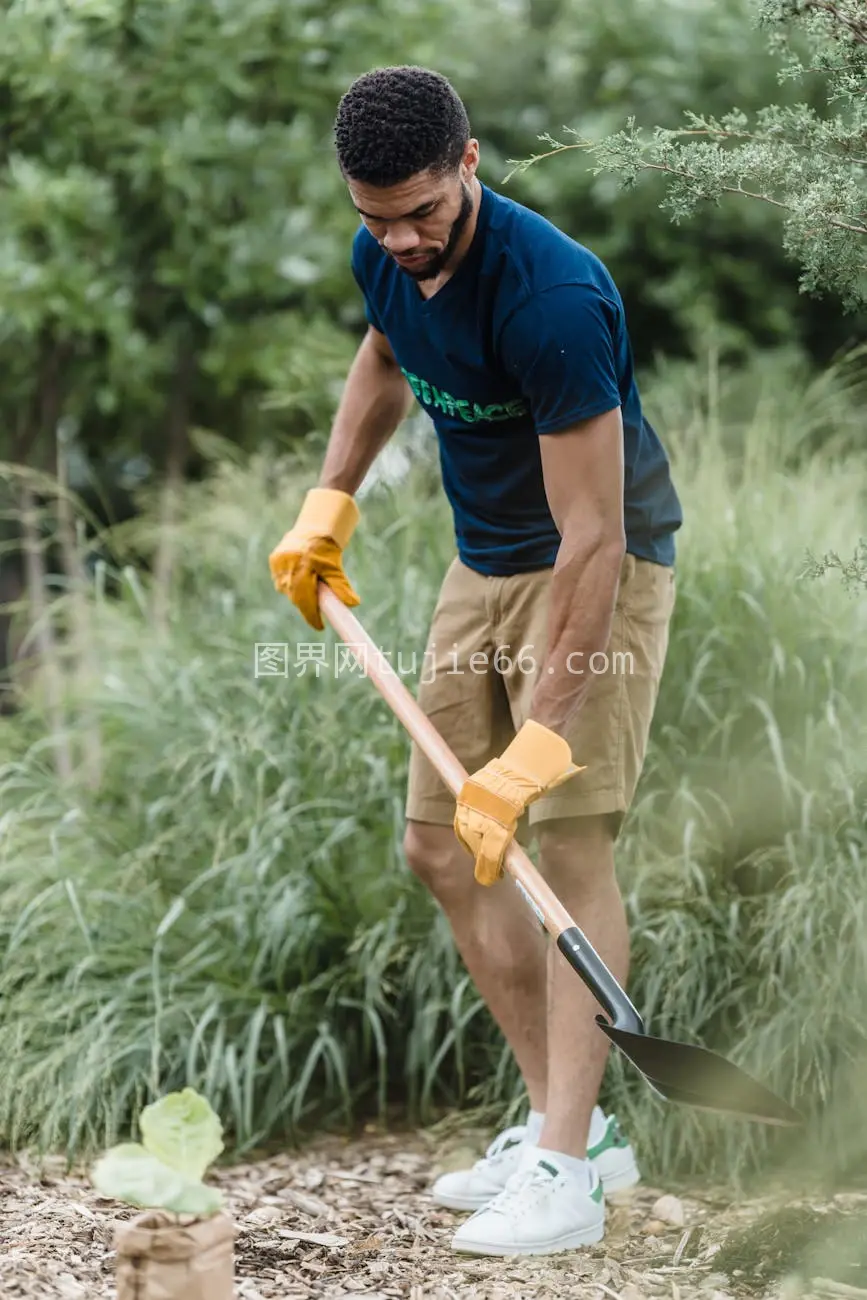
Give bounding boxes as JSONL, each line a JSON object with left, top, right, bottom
{"left": 620, "top": 557, "right": 676, "bottom": 627}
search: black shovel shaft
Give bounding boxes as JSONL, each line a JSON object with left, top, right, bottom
{"left": 557, "top": 926, "right": 645, "bottom": 1036}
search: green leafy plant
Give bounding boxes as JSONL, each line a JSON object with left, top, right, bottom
{"left": 506, "top": 0, "right": 867, "bottom": 311}
{"left": 91, "top": 1088, "right": 224, "bottom": 1216}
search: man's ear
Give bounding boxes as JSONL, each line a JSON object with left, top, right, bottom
{"left": 462, "top": 138, "right": 480, "bottom": 176}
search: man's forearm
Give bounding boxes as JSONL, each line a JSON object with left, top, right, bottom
{"left": 319, "top": 333, "right": 414, "bottom": 495}
{"left": 529, "top": 534, "right": 625, "bottom": 735}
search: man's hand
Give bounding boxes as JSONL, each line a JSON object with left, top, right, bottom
{"left": 269, "top": 487, "right": 360, "bottom": 631}
{"left": 454, "top": 720, "right": 585, "bottom": 885}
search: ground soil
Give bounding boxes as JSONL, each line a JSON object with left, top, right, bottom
{"left": 1, "top": 1123, "right": 865, "bottom": 1299}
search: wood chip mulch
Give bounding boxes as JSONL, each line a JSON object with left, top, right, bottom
{"left": 1, "top": 1124, "right": 865, "bottom": 1299}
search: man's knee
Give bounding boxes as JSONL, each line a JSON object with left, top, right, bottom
{"left": 403, "top": 819, "right": 473, "bottom": 900}
{"left": 537, "top": 814, "right": 618, "bottom": 890}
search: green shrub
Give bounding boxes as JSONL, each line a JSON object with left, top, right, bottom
{"left": 0, "top": 353, "right": 865, "bottom": 1185}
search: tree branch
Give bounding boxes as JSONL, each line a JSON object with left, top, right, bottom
{"left": 666, "top": 126, "right": 867, "bottom": 169}
{"left": 640, "top": 160, "right": 867, "bottom": 233}
{"left": 797, "top": 0, "right": 867, "bottom": 44}
{"left": 507, "top": 140, "right": 867, "bottom": 236}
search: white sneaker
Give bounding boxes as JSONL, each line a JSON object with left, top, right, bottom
{"left": 451, "top": 1149, "right": 605, "bottom": 1256}
{"left": 431, "top": 1124, "right": 527, "bottom": 1211}
{"left": 430, "top": 1113, "right": 638, "bottom": 1211}
{"left": 588, "top": 1113, "right": 641, "bottom": 1193}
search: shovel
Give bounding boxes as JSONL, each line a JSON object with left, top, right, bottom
{"left": 317, "top": 584, "right": 801, "bottom": 1127}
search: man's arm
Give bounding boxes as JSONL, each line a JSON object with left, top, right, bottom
{"left": 318, "top": 325, "right": 415, "bottom": 494}
{"left": 528, "top": 406, "right": 626, "bottom": 735}
{"left": 453, "top": 284, "right": 629, "bottom": 885}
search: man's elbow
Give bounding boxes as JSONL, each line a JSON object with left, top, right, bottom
{"left": 558, "top": 515, "right": 626, "bottom": 568}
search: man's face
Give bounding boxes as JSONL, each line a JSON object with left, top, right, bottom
{"left": 348, "top": 163, "right": 476, "bottom": 283}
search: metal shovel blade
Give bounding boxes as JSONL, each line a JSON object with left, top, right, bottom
{"left": 598, "top": 1023, "right": 803, "bottom": 1125}
{"left": 556, "top": 926, "right": 802, "bottom": 1126}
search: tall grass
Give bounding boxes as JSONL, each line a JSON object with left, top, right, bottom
{"left": 0, "top": 350, "right": 865, "bottom": 1186}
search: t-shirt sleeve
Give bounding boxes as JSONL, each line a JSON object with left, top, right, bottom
{"left": 498, "top": 283, "right": 622, "bottom": 435}
{"left": 350, "top": 229, "right": 385, "bottom": 334}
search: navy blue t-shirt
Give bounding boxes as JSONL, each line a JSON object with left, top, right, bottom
{"left": 351, "top": 182, "right": 682, "bottom": 574}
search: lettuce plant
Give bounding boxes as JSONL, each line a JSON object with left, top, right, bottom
{"left": 91, "top": 1088, "right": 225, "bottom": 1216}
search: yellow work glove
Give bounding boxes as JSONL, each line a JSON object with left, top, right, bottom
{"left": 454, "top": 719, "right": 585, "bottom": 886}
{"left": 269, "top": 487, "right": 360, "bottom": 631}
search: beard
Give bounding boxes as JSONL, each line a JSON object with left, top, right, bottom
{"left": 394, "top": 181, "right": 475, "bottom": 282}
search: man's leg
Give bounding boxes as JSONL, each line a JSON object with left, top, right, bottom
{"left": 403, "top": 819, "right": 548, "bottom": 1110}
{"left": 404, "top": 558, "right": 552, "bottom": 1111}
{"left": 446, "top": 558, "right": 673, "bottom": 1254}
{"left": 502, "top": 552, "right": 675, "bottom": 1164}
{"left": 535, "top": 813, "right": 628, "bottom": 1159}
{"left": 436, "top": 554, "right": 675, "bottom": 1254}
{"left": 446, "top": 811, "right": 628, "bottom": 1256}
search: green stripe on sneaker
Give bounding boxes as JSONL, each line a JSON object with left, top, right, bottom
{"left": 588, "top": 1116, "right": 630, "bottom": 1160}
{"left": 590, "top": 1181, "right": 604, "bottom": 1203}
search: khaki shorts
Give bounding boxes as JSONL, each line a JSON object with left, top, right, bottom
{"left": 405, "top": 551, "right": 676, "bottom": 832}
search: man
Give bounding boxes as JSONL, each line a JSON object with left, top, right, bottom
{"left": 270, "top": 66, "right": 682, "bottom": 1257}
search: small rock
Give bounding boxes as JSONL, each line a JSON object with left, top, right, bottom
{"left": 621, "top": 1285, "right": 647, "bottom": 1300}
{"left": 244, "top": 1205, "right": 282, "bottom": 1226}
{"left": 643, "top": 1219, "right": 668, "bottom": 1236}
{"left": 651, "top": 1193, "right": 686, "bottom": 1226}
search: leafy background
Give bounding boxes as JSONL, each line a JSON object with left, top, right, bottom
{"left": 0, "top": 0, "right": 865, "bottom": 1194}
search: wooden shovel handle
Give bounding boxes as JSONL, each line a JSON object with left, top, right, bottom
{"left": 317, "top": 583, "right": 575, "bottom": 937}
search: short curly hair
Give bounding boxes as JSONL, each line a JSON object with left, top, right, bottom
{"left": 334, "top": 66, "right": 470, "bottom": 186}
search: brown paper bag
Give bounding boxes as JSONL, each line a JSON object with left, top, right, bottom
{"left": 114, "top": 1210, "right": 236, "bottom": 1300}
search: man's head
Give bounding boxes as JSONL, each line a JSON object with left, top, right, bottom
{"left": 334, "top": 66, "right": 479, "bottom": 283}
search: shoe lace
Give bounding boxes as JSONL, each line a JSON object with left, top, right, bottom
{"left": 478, "top": 1125, "right": 526, "bottom": 1168}
{"left": 488, "top": 1166, "right": 554, "bottom": 1215}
